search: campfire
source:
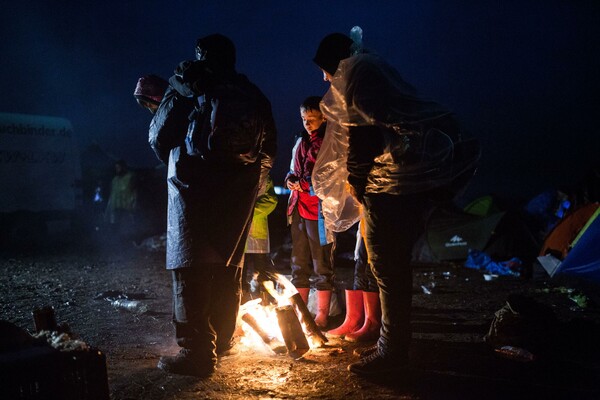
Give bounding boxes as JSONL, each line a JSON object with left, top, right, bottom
{"left": 238, "top": 273, "right": 328, "bottom": 359}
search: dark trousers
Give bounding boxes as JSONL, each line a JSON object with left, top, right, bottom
{"left": 362, "top": 192, "right": 432, "bottom": 357}
{"left": 172, "top": 264, "right": 242, "bottom": 359}
{"left": 290, "top": 209, "right": 335, "bottom": 290}
{"left": 353, "top": 236, "right": 378, "bottom": 292}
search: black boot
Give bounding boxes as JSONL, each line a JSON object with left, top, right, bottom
{"left": 157, "top": 348, "right": 216, "bottom": 377}
{"left": 352, "top": 343, "right": 378, "bottom": 358}
{"left": 216, "top": 338, "right": 239, "bottom": 358}
{"left": 348, "top": 348, "right": 407, "bottom": 376}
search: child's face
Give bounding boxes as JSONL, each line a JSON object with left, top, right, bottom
{"left": 300, "top": 109, "right": 325, "bottom": 134}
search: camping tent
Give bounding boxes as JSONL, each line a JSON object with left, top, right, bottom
{"left": 413, "top": 204, "right": 539, "bottom": 264}
{"left": 463, "top": 195, "right": 501, "bottom": 217}
{"left": 557, "top": 210, "right": 600, "bottom": 283}
{"left": 539, "top": 202, "right": 599, "bottom": 259}
{"left": 418, "top": 207, "right": 505, "bottom": 261}
{"left": 538, "top": 203, "right": 600, "bottom": 284}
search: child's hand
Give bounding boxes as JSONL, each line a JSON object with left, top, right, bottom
{"left": 287, "top": 180, "right": 303, "bottom": 192}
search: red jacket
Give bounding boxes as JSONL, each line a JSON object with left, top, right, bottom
{"left": 285, "top": 123, "right": 326, "bottom": 220}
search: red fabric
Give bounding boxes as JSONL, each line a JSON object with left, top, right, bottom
{"left": 134, "top": 75, "right": 168, "bottom": 104}
{"left": 286, "top": 127, "right": 325, "bottom": 220}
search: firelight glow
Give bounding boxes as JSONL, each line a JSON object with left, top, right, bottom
{"left": 238, "top": 273, "right": 320, "bottom": 352}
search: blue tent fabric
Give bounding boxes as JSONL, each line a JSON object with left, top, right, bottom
{"left": 557, "top": 213, "right": 600, "bottom": 284}
{"left": 464, "top": 249, "right": 522, "bottom": 277}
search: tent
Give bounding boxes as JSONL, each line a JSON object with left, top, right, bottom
{"left": 463, "top": 195, "right": 501, "bottom": 217}
{"left": 538, "top": 203, "right": 600, "bottom": 284}
{"left": 413, "top": 205, "right": 539, "bottom": 264}
{"left": 419, "top": 207, "right": 504, "bottom": 261}
{"left": 557, "top": 211, "right": 600, "bottom": 283}
{"left": 539, "top": 202, "right": 599, "bottom": 259}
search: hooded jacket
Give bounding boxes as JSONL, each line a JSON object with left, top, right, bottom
{"left": 148, "top": 65, "right": 277, "bottom": 269}
{"left": 317, "top": 53, "right": 480, "bottom": 196}
{"left": 311, "top": 52, "right": 480, "bottom": 232}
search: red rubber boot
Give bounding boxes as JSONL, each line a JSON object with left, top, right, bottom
{"left": 345, "top": 291, "right": 381, "bottom": 342}
{"left": 314, "top": 290, "right": 332, "bottom": 329}
{"left": 296, "top": 287, "right": 310, "bottom": 306}
{"left": 327, "top": 290, "right": 364, "bottom": 338}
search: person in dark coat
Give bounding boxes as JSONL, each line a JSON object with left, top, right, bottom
{"left": 149, "top": 34, "right": 277, "bottom": 377}
{"left": 312, "top": 30, "right": 480, "bottom": 376}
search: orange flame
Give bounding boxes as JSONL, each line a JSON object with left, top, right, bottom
{"left": 239, "top": 273, "right": 320, "bottom": 352}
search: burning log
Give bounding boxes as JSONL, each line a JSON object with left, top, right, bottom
{"left": 288, "top": 293, "right": 328, "bottom": 346}
{"left": 241, "top": 312, "right": 287, "bottom": 354}
{"left": 276, "top": 305, "right": 310, "bottom": 359}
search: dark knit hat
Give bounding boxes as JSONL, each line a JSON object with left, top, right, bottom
{"left": 313, "top": 33, "right": 354, "bottom": 75}
{"left": 133, "top": 75, "right": 168, "bottom": 105}
{"left": 195, "top": 34, "right": 236, "bottom": 72}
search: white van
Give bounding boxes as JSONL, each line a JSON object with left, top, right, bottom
{"left": 0, "top": 112, "right": 82, "bottom": 245}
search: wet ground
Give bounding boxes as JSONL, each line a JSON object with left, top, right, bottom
{"left": 1, "top": 230, "right": 600, "bottom": 400}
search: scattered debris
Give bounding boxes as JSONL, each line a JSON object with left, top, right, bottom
{"left": 494, "top": 345, "right": 535, "bottom": 362}
{"left": 484, "top": 294, "right": 557, "bottom": 353}
{"left": 534, "top": 286, "right": 590, "bottom": 309}
{"left": 111, "top": 299, "right": 148, "bottom": 314}
{"left": 32, "top": 330, "right": 90, "bottom": 352}
{"left": 134, "top": 233, "right": 166, "bottom": 252}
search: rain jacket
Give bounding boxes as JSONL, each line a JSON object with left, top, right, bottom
{"left": 245, "top": 175, "right": 278, "bottom": 254}
{"left": 149, "top": 71, "right": 277, "bottom": 270}
{"left": 313, "top": 52, "right": 480, "bottom": 232}
{"left": 285, "top": 123, "right": 333, "bottom": 245}
{"left": 285, "top": 123, "right": 326, "bottom": 221}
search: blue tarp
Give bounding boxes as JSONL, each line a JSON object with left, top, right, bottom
{"left": 464, "top": 249, "right": 522, "bottom": 277}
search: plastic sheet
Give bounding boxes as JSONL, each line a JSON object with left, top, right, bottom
{"left": 312, "top": 118, "right": 362, "bottom": 232}
{"left": 313, "top": 52, "right": 480, "bottom": 232}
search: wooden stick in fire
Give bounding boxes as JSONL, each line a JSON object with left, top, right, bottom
{"left": 288, "top": 293, "right": 328, "bottom": 346}
{"left": 240, "top": 312, "right": 287, "bottom": 354}
{"left": 276, "top": 305, "right": 310, "bottom": 359}
{"left": 261, "top": 278, "right": 329, "bottom": 346}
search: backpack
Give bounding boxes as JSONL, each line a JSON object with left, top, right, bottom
{"left": 185, "top": 80, "right": 264, "bottom": 164}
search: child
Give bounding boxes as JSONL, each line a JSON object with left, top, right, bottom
{"left": 243, "top": 175, "right": 278, "bottom": 301}
{"left": 133, "top": 74, "right": 168, "bottom": 114}
{"left": 286, "top": 96, "right": 335, "bottom": 329}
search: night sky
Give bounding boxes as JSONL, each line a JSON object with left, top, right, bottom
{"left": 2, "top": 1, "right": 599, "bottom": 202}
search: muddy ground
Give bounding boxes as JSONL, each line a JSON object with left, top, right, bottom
{"left": 1, "top": 226, "right": 600, "bottom": 400}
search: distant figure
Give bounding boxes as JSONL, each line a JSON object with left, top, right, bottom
{"left": 104, "top": 159, "right": 137, "bottom": 237}
{"left": 149, "top": 33, "right": 277, "bottom": 378}
{"left": 285, "top": 96, "right": 336, "bottom": 329}
{"left": 134, "top": 74, "right": 169, "bottom": 114}
{"left": 242, "top": 174, "right": 278, "bottom": 300}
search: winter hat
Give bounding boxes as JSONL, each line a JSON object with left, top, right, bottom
{"left": 133, "top": 75, "right": 168, "bottom": 105}
{"left": 195, "top": 34, "right": 236, "bottom": 72}
{"left": 313, "top": 33, "right": 354, "bottom": 76}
